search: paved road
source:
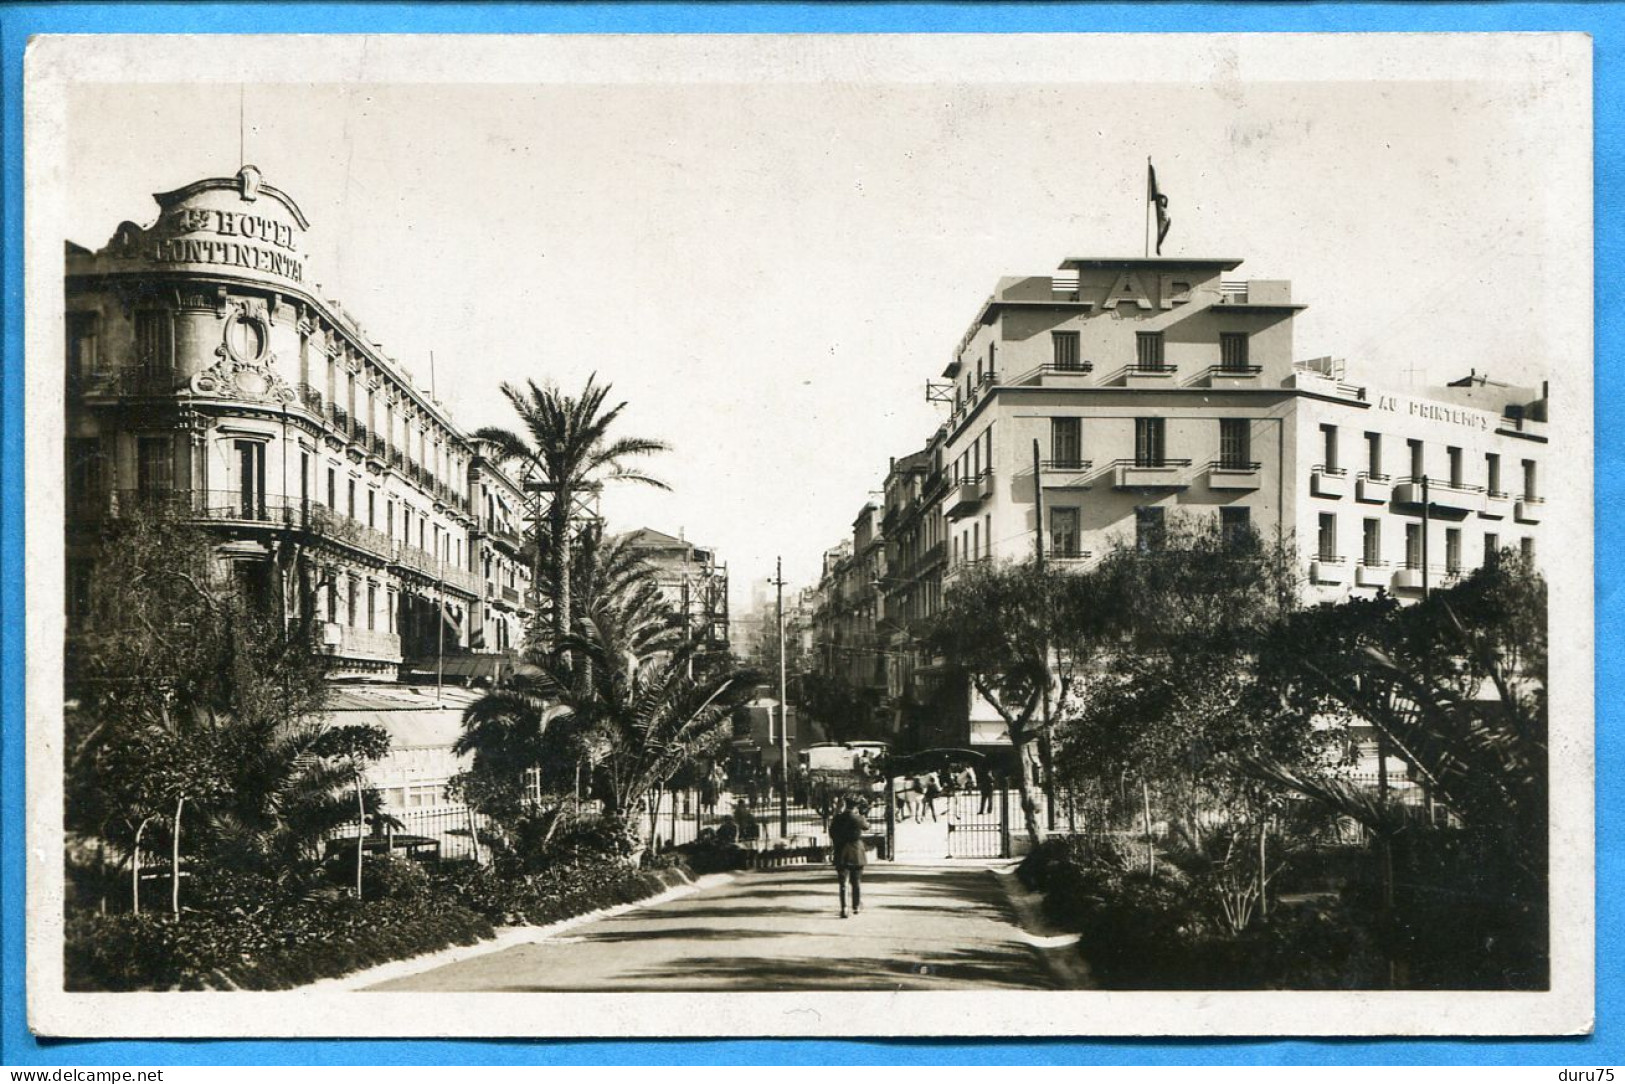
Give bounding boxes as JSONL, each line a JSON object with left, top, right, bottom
{"left": 366, "top": 864, "right": 1056, "bottom": 992}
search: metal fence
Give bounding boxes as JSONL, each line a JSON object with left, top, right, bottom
{"left": 328, "top": 785, "right": 1080, "bottom": 868}
{"left": 328, "top": 803, "right": 490, "bottom": 863}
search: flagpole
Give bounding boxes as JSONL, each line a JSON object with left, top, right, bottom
{"left": 1145, "top": 157, "right": 1152, "bottom": 258}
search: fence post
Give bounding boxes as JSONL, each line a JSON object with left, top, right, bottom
{"left": 1000, "top": 785, "right": 1011, "bottom": 859}
{"left": 884, "top": 776, "right": 895, "bottom": 861}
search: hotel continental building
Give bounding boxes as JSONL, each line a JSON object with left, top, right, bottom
{"left": 815, "top": 254, "right": 1548, "bottom": 751}
{"left": 64, "top": 167, "right": 536, "bottom": 829}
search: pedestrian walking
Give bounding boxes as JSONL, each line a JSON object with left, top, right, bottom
{"left": 978, "top": 765, "right": 996, "bottom": 815}
{"left": 921, "top": 770, "right": 942, "bottom": 822}
{"left": 828, "top": 795, "right": 870, "bottom": 918}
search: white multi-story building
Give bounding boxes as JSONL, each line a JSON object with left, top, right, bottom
{"left": 63, "top": 166, "right": 541, "bottom": 838}
{"left": 862, "top": 254, "right": 1547, "bottom": 751}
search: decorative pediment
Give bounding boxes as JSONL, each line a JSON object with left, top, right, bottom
{"left": 189, "top": 298, "right": 295, "bottom": 404}
{"left": 189, "top": 354, "right": 298, "bottom": 405}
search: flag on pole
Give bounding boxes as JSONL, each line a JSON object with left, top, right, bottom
{"left": 1148, "top": 161, "right": 1172, "bottom": 254}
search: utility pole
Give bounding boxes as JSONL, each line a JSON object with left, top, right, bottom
{"left": 776, "top": 556, "right": 789, "bottom": 839}
{"left": 435, "top": 552, "right": 446, "bottom": 703}
{"left": 1033, "top": 439, "right": 1056, "bottom": 830}
{"left": 1421, "top": 474, "right": 1432, "bottom": 600}
{"left": 1032, "top": 439, "right": 1046, "bottom": 569}
{"left": 681, "top": 574, "right": 694, "bottom": 679}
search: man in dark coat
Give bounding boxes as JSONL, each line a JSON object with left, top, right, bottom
{"left": 828, "top": 795, "right": 870, "bottom": 918}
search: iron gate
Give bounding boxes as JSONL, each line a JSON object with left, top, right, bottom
{"left": 881, "top": 779, "right": 1012, "bottom": 859}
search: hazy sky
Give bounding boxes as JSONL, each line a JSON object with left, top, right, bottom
{"left": 52, "top": 35, "right": 1589, "bottom": 600}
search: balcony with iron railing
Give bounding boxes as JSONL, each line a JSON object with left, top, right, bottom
{"left": 306, "top": 502, "right": 396, "bottom": 559}
{"left": 353, "top": 420, "right": 370, "bottom": 447}
{"left": 1310, "top": 464, "right": 1348, "bottom": 499}
{"left": 79, "top": 367, "right": 184, "bottom": 398}
{"left": 1355, "top": 471, "right": 1392, "bottom": 504}
{"left": 1048, "top": 545, "right": 1094, "bottom": 566}
{"left": 391, "top": 544, "right": 483, "bottom": 597}
{"left": 1120, "top": 361, "right": 1178, "bottom": 389}
{"left": 1514, "top": 494, "right": 1544, "bottom": 523}
{"left": 1206, "top": 459, "right": 1262, "bottom": 490}
{"left": 1481, "top": 488, "right": 1512, "bottom": 519}
{"left": 1038, "top": 459, "right": 1094, "bottom": 489}
{"left": 1201, "top": 364, "right": 1265, "bottom": 387}
{"left": 1309, "top": 554, "right": 1348, "bottom": 584}
{"left": 295, "top": 383, "right": 325, "bottom": 415}
{"left": 945, "top": 470, "right": 993, "bottom": 519}
{"left": 322, "top": 623, "right": 402, "bottom": 664}
{"left": 886, "top": 539, "right": 948, "bottom": 585}
{"left": 328, "top": 402, "right": 350, "bottom": 431}
{"left": 1111, "top": 458, "right": 1193, "bottom": 490}
{"left": 941, "top": 554, "right": 990, "bottom": 585}
{"left": 1391, "top": 475, "right": 1485, "bottom": 514}
{"left": 486, "top": 522, "right": 524, "bottom": 550}
{"left": 81, "top": 488, "right": 403, "bottom": 563}
{"left": 1009, "top": 361, "right": 1096, "bottom": 387}
{"left": 1390, "top": 562, "right": 1467, "bottom": 592}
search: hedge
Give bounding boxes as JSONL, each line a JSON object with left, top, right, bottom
{"left": 1017, "top": 835, "right": 1386, "bottom": 989}
{"left": 66, "top": 856, "right": 699, "bottom": 991}
{"left": 434, "top": 860, "right": 693, "bottom": 927}
{"left": 65, "top": 893, "right": 494, "bottom": 992}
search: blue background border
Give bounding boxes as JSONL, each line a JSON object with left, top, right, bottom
{"left": 1, "top": 2, "right": 1617, "bottom": 1066}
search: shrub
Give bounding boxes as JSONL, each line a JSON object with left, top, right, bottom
{"left": 679, "top": 841, "right": 752, "bottom": 875}
{"left": 65, "top": 892, "right": 493, "bottom": 992}
{"left": 1027, "top": 833, "right": 1398, "bottom": 989}
{"left": 1255, "top": 899, "right": 1385, "bottom": 989}
{"left": 359, "top": 854, "right": 434, "bottom": 902}
{"left": 537, "top": 813, "right": 641, "bottom": 868}
{"left": 1078, "top": 871, "right": 1211, "bottom": 987}
{"left": 434, "top": 859, "right": 683, "bottom": 928}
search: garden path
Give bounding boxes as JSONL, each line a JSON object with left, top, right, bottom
{"left": 364, "top": 863, "right": 1059, "bottom": 992}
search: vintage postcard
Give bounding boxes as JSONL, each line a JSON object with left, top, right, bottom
{"left": 24, "top": 32, "right": 1593, "bottom": 1037}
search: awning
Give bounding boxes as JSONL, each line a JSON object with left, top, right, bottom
{"left": 322, "top": 683, "right": 483, "bottom": 751}
{"left": 415, "top": 653, "right": 519, "bottom": 681}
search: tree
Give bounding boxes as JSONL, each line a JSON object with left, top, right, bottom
{"left": 311, "top": 724, "right": 393, "bottom": 900}
{"left": 65, "top": 503, "right": 333, "bottom": 913}
{"left": 1248, "top": 556, "right": 1548, "bottom": 922}
{"left": 534, "top": 615, "right": 759, "bottom": 826}
{"left": 473, "top": 375, "right": 670, "bottom": 661}
{"left": 200, "top": 718, "right": 386, "bottom": 901}
{"left": 793, "top": 670, "right": 878, "bottom": 744}
{"left": 924, "top": 560, "right": 1110, "bottom": 845}
{"left": 1056, "top": 518, "right": 1308, "bottom": 864}
{"left": 455, "top": 530, "right": 700, "bottom": 854}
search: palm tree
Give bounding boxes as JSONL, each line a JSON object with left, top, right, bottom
{"left": 473, "top": 375, "right": 670, "bottom": 660}
{"left": 569, "top": 524, "right": 685, "bottom": 661}
{"left": 455, "top": 530, "right": 688, "bottom": 829}
{"left": 200, "top": 720, "right": 381, "bottom": 896}
{"left": 534, "top": 616, "right": 755, "bottom": 822}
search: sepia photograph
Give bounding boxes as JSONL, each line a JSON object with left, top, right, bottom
{"left": 22, "top": 31, "right": 1593, "bottom": 1038}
